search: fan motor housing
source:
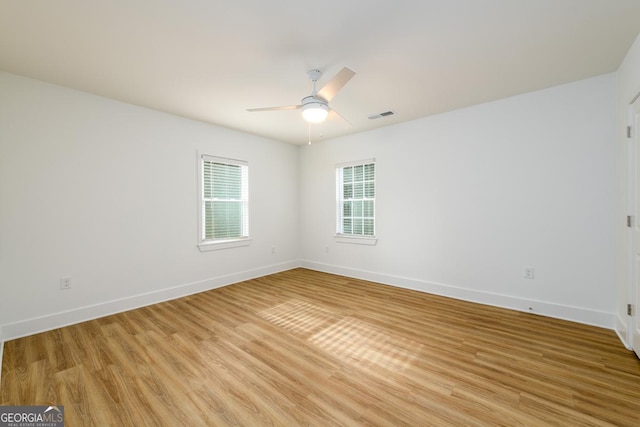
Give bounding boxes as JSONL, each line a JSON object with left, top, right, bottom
{"left": 301, "top": 95, "right": 328, "bottom": 106}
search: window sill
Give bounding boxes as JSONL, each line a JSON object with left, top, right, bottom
{"left": 198, "top": 238, "right": 252, "bottom": 252}
{"left": 334, "top": 235, "right": 377, "bottom": 245}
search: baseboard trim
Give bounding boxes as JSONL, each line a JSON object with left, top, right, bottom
{"left": 1, "top": 261, "right": 300, "bottom": 342}
{"left": 0, "top": 260, "right": 618, "bottom": 344}
{"left": 300, "top": 261, "right": 615, "bottom": 330}
{"left": 615, "top": 313, "right": 632, "bottom": 350}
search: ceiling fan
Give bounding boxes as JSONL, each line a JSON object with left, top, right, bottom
{"left": 247, "top": 67, "right": 356, "bottom": 124}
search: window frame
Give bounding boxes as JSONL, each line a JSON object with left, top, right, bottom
{"left": 197, "top": 153, "right": 251, "bottom": 252}
{"left": 335, "top": 159, "right": 377, "bottom": 245}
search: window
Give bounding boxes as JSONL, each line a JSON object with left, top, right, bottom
{"left": 336, "top": 160, "right": 376, "bottom": 243}
{"left": 198, "top": 155, "right": 249, "bottom": 251}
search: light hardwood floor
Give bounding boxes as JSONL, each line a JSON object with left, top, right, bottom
{"left": 2, "top": 268, "right": 640, "bottom": 426}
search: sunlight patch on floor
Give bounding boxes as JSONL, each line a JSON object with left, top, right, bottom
{"left": 257, "top": 299, "right": 337, "bottom": 337}
{"left": 310, "top": 317, "right": 424, "bottom": 372}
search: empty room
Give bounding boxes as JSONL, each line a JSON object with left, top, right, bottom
{"left": 2, "top": 1, "right": 640, "bottom": 425}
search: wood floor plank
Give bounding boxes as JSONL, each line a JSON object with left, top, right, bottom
{"left": 2, "top": 268, "right": 640, "bottom": 426}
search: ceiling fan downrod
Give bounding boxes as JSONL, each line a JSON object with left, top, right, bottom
{"left": 307, "top": 69, "right": 322, "bottom": 95}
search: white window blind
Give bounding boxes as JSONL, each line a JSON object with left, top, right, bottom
{"left": 200, "top": 155, "right": 249, "bottom": 244}
{"left": 336, "top": 161, "right": 375, "bottom": 237}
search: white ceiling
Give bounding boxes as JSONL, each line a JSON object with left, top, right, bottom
{"left": 1, "top": 1, "right": 640, "bottom": 145}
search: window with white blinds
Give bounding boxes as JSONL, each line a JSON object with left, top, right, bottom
{"left": 336, "top": 161, "right": 375, "bottom": 238}
{"left": 199, "top": 155, "right": 249, "bottom": 249}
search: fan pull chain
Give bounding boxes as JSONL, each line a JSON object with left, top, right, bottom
{"left": 308, "top": 122, "right": 311, "bottom": 145}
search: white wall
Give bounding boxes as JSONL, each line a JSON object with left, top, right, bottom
{"left": 300, "top": 74, "right": 617, "bottom": 327}
{"left": 0, "top": 72, "right": 299, "bottom": 339}
{"left": 615, "top": 34, "right": 640, "bottom": 346}
{"left": 0, "top": 69, "right": 621, "bottom": 344}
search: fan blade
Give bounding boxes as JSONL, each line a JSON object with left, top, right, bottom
{"left": 247, "top": 105, "right": 301, "bottom": 112}
{"left": 317, "top": 67, "right": 356, "bottom": 102}
{"left": 328, "top": 109, "right": 352, "bottom": 128}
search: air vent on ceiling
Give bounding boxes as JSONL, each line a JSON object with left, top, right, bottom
{"left": 368, "top": 110, "right": 396, "bottom": 120}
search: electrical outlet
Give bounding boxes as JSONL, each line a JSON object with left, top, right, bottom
{"left": 60, "top": 276, "right": 72, "bottom": 290}
{"left": 523, "top": 267, "right": 535, "bottom": 279}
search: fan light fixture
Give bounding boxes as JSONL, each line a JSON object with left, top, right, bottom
{"left": 247, "top": 67, "right": 356, "bottom": 131}
{"left": 302, "top": 102, "right": 329, "bottom": 123}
